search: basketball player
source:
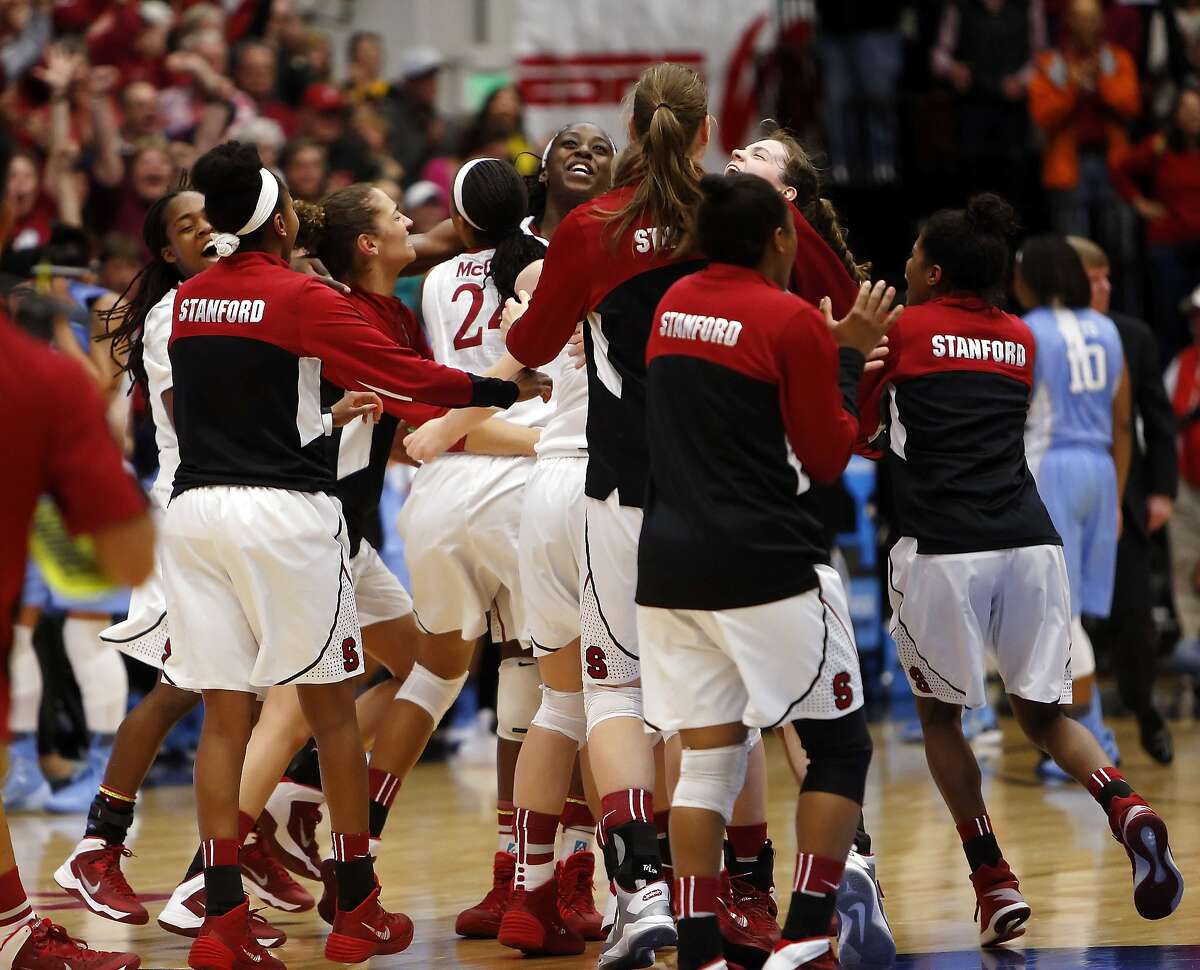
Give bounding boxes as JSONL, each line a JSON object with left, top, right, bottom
{"left": 859, "top": 194, "right": 1183, "bottom": 947}
{"left": 725, "top": 130, "right": 896, "bottom": 968}
{"left": 403, "top": 123, "right": 616, "bottom": 953}
{"left": 148, "top": 178, "right": 549, "bottom": 945}
{"left": 639, "top": 172, "right": 894, "bottom": 970}
{"left": 322, "top": 157, "right": 552, "bottom": 938}
{"left": 1016, "top": 234, "right": 1129, "bottom": 774}
{"left": 504, "top": 62, "right": 721, "bottom": 969}
{"left": 161, "top": 141, "right": 549, "bottom": 970}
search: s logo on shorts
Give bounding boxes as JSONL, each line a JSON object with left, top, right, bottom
{"left": 161, "top": 638, "right": 172, "bottom": 666}
{"left": 584, "top": 645, "right": 608, "bottom": 680}
{"left": 908, "top": 665, "right": 931, "bottom": 694}
{"left": 342, "top": 637, "right": 360, "bottom": 672}
{"left": 832, "top": 671, "right": 853, "bottom": 710}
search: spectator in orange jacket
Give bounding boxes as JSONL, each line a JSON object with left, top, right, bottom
{"left": 1030, "top": 0, "right": 1140, "bottom": 310}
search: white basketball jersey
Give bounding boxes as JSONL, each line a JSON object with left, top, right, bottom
{"left": 422, "top": 249, "right": 552, "bottom": 429}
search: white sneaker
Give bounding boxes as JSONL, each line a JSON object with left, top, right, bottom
{"left": 259, "top": 780, "right": 325, "bottom": 880}
{"left": 157, "top": 873, "right": 287, "bottom": 948}
{"left": 762, "top": 937, "right": 833, "bottom": 969}
{"left": 835, "top": 850, "right": 896, "bottom": 969}
{"left": 596, "top": 881, "right": 676, "bottom": 969}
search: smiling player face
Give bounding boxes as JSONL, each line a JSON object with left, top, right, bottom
{"left": 725, "top": 139, "right": 791, "bottom": 192}
{"left": 543, "top": 123, "right": 614, "bottom": 200}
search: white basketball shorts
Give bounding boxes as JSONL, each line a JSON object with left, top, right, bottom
{"left": 399, "top": 455, "right": 531, "bottom": 640}
{"left": 580, "top": 492, "right": 642, "bottom": 686}
{"left": 519, "top": 456, "right": 586, "bottom": 655}
{"left": 351, "top": 539, "right": 413, "bottom": 628}
{"left": 887, "top": 537, "right": 1073, "bottom": 709}
{"left": 102, "top": 504, "right": 171, "bottom": 673}
{"left": 161, "top": 486, "right": 363, "bottom": 693}
{"left": 640, "top": 564, "right": 865, "bottom": 732}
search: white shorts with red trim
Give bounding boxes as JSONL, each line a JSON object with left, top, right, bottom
{"left": 639, "top": 565, "right": 864, "bottom": 732}
{"left": 399, "top": 455, "right": 530, "bottom": 640}
{"left": 351, "top": 539, "right": 413, "bottom": 628}
{"left": 519, "top": 456, "right": 586, "bottom": 655}
{"left": 161, "top": 486, "right": 363, "bottom": 693}
{"left": 580, "top": 492, "right": 642, "bottom": 685}
{"left": 887, "top": 536, "right": 1073, "bottom": 709}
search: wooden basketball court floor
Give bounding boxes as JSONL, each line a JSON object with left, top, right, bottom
{"left": 10, "top": 717, "right": 1199, "bottom": 968}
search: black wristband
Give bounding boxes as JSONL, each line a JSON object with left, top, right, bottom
{"left": 838, "top": 347, "right": 866, "bottom": 417}
{"left": 468, "top": 374, "right": 520, "bottom": 409}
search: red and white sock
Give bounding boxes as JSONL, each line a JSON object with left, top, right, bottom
{"left": 792, "top": 852, "right": 845, "bottom": 897}
{"left": 201, "top": 838, "right": 239, "bottom": 868}
{"left": 559, "top": 796, "right": 595, "bottom": 858}
{"left": 513, "top": 808, "right": 558, "bottom": 893}
{"left": 599, "top": 788, "right": 653, "bottom": 840}
{"left": 673, "top": 875, "right": 719, "bottom": 919}
{"left": 726, "top": 822, "right": 767, "bottom": 865}
{"left": 331, "top": 831, "right": 371, "bottom": 862}
{"left": 498, "top": 799, "right": 515, "bottom": 854}
{"left": 0, "top": 868, "right": 33, "bottom": 939}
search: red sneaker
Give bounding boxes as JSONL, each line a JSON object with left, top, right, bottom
{"left": 5, "top": 919, "right": 139, "bottom": 970}
{"left": 54, "top": 838, "right": 148, "bottom": 925}
{"left": 259, "top": 780, "right": 324, "bottom": 880}
{"left": 725, "top": 841, "right": 780, "bottom": 952}
{"left": 187, "top": 900, "right": 285, "bottom": 970}
{"left": 762, "top": 936, "right": 838, "bottom": 968}
{"left": 499, "top": 874, "right": 585, "bottom": 955}
{"left": 970, "top": 861, "right": 1031, "bottom": 947}
{"left": 1109, "top": 795, "right": 1184, "bottom": 920}
{"left": 556, "top": 851, "right": 604, "bottom": 941}
{"left": 324, "top": 887, "right": 413, "bottom": 964}
{"left": 454, "top": 852, "right": 513, "bottom": 939}
{"left": 718, "top": 870, "right": 774, "bottom": 966}
{"left": 158, "top": 873, "right": 287, "bottom": 948}
{"left": 240, "top": 828, "right": 315, "bottom": 912}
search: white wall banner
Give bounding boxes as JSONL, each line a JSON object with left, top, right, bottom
{"left": 514, "top": 0, "right": 775, "bottom": 169}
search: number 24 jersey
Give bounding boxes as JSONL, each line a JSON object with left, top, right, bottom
{"left": 422, "top": 248, "right": 552, "bottom": 430}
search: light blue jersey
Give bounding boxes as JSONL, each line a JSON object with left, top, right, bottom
{"left": 1024, "top": 306, "right": 1124, "bottom": 467}
{"left": 1023, "top": 306, "right": 1124, "bottom": 619}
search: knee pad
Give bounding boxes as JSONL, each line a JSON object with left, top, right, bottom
{"left": 496, "top": 656, "right": 541, "bottom": 742}
{"left": 583, "top": 682, "right": 643, "bottom": 737}
{"left": 394, "top": 663, "right": 468, "bottom": 724}
{"left": 672, "top": 743, "right": 750, "bottom": 824}
{"left": 793, "top": 708, "right": 873, "bottom": 805}
{"left": 531, "top": 687, "right": 586, "bottom": 746}
{"left": 1071, "top": 617, "right": 1096, "bottom": 679}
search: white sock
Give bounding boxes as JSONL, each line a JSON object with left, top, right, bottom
{"left": 62, "top": 618, "right": 127, "bottom": 733}
{"left": 560, "top": 825, "right": 595, "bottom": 860}
{"left": 8, "top": 626, "right": 41, "bottom": 735}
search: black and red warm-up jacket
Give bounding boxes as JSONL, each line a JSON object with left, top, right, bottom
{"left": 854, "top": 295, "right": 1059, "bottom": 555}
{"left": 169, "top": 252, "right": 516, "bottom": 496}
{"left": 635, "top": 263, "right": 865, "bottom": 611}
{"left": 506, "top": 182, "right": 706, "bottom": 508}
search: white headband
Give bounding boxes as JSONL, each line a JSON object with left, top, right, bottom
{"left": 211, "top": 168, "right": 280, "bottom": 258}
{"left": 452, "top": 157, "right": 496, "bottom": 232}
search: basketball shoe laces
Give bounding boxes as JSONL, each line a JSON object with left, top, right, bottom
{"left": 729, "top": 870, "right": 775, "bottom": 924}
{"left": 92, "top": 845, "right": 137, "bottom": 897}
{"left": 26, "top": 918, "right": 114, "bottom": 961}
{"left": 558, "top": 854, "right": 595, "bottom": 917}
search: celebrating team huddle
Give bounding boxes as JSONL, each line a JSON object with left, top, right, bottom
{"left": 35, "top": 61, "right": 1183, "bottom": 970}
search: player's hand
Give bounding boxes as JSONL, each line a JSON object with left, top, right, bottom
{"left": 502, "top": 290, "right": 531, "bottom": 335}
{"left": 825, "top": 281, "right": 902, "bottom": 364}
{"left": 567, "top": 324, "right": 586, "bottom": 370}
{"left": 331, "top": 391, "right": 382, "bottom": 427}
{"left": 291, "top": 254, "right": 349, "bottom": 293}
{"left": 821, "top": 296, "right": 890, "bottom": 371}
{"left": 1133, "top": 196, "right": 1167, "bottom": 222}
{"left": 511, "top": 367, "right": 553, "bottom": 403}
{"left": 1147, "top": 493, "right": 1174, "bottom": 532}
{"left": 403, "top": 418, "right": 461, "bottom": 464}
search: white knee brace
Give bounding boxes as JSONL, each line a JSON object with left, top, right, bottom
{"left": 673, "top": 743, "right": 750, "bottom": 824}
{"left": 496, "top": 656, "right": 541, "bottom": 742}
{"left": 394, "top": 662, "right": 468, "bottom": 723}
{"left": 583, "top": 682, "right": 643, "bottom": 737}
{"left": 531, "top": 687, "right": 586, "bottom": 746}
